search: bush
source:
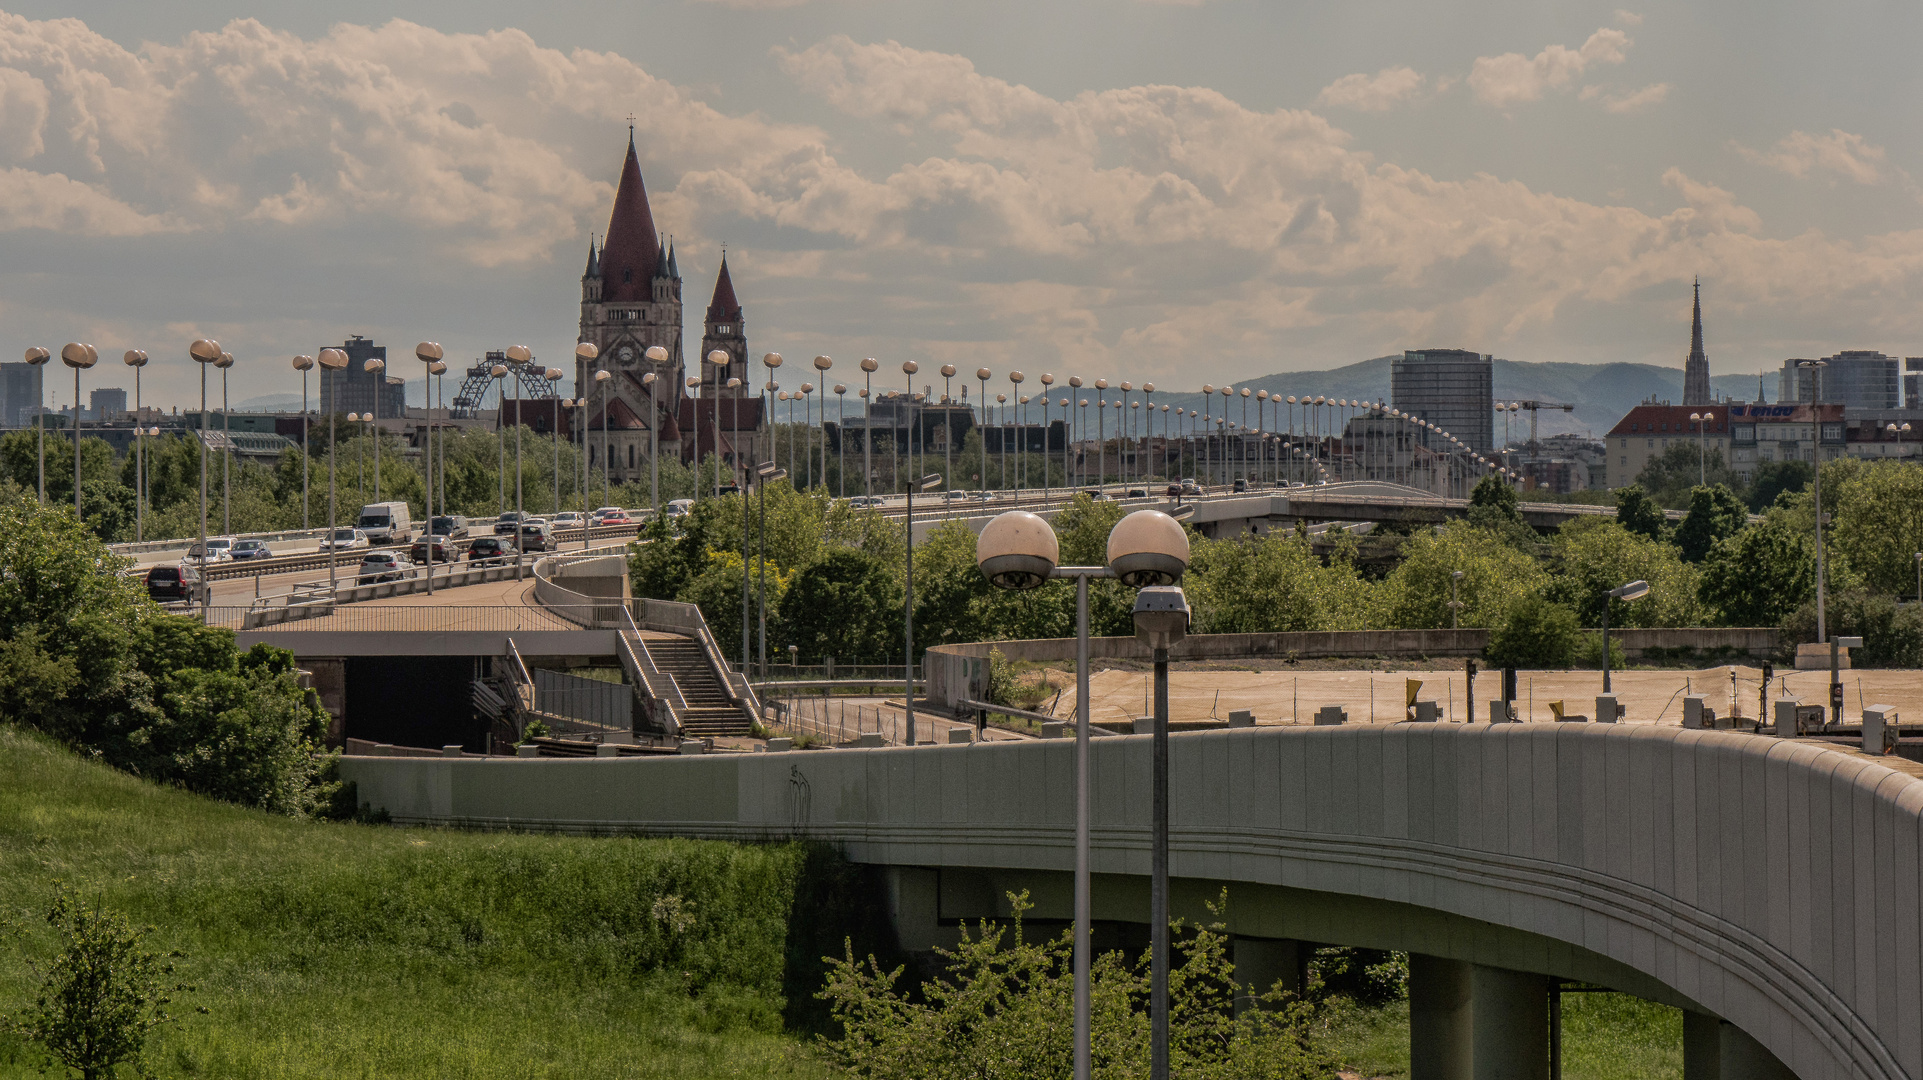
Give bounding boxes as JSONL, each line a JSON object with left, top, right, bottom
{"left": 1779, "top": 590, "right": 1923, "bottom": 668}
{"left": 1483, "top": 595, "right": 1579, "bottom": 669}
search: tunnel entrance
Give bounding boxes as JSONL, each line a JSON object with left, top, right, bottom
{"left": 343, "top": 655, "right": 486, "bottom": 752}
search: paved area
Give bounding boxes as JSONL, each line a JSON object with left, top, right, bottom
{"left": 1052, "top": 664, "right": 1923, "bottom": 726}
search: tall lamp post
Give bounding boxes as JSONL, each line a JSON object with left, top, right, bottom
{"left": 834, "top": 384, "right": 848, "bottom": 496}
{"left": 213, "top": 351, "right": 235, "bottom": 531}
{"left": 977, "top": 506, "right": 1191, "bottom": 1080}
{"left": 187, "top": 339, "right": 222, "bottom": 614}
{"left": 415, "top": 343, "right": 445, "bottom": 593}
{"left": 1889, "top": 422, "right": 1912, "bottom": 459}
{"left": 902, "top": 358, "right": 932, "bottom": 743}
{"left": 1600, "top": 579, "right": 1651, "bottom": 693}
{"left": 1798, "top": 359, "right": 1830, "bottom": 645}
{"left": 58, "top": 343, "right": 96, "bottom": 524}
{"left": 316, "top": 347, "right": 347, "bottom": 592}
{"left": 1689, "top": 411, "right": 1714, "bottom": 485}
{"left": 642, "top": 344, "right": 667, "bottom": 513}
{"left": 123, "top": 349, "right": 149, "bottom": 539}
{"left": 291, "top": 354, "right": 314, "bottom": 531}
{"left": 545, "top": 368, "right": 565, "bottom": 513}
{"left": 943, "top": 364, "right": 960, "bottom": 496}
{"left": 594, "top": 368, "right": 612, "bottom": 512}
{"left": 505, "top": 346, "right": 533, "bottom": 532}
{"left": 22, "top": 347, "right": 49, "bottom": 502}
{"left": 491, "top": 359, "right": 510, "bottom": 515}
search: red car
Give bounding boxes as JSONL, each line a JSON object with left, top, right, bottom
{"left": 599, "top": 511, "right": 632, "bottom": 526}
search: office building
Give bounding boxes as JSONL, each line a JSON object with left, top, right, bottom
{"left": 318, "top": 336, "right": 405, "bottom": 419}
{"left": 1905, "top": 358, "right": 1923, "bottom": 407}
{"left": 1779, "top": 351, "right": 1900, "bottom": 410}
{"left": 1391, "top": 349, "right": 1494, "bottom": 453}
{"left": 89, "top": 388, "right": 127, "bottom": 420}
{"left": 0, "top": 361, "right": 42, "bottom": 427}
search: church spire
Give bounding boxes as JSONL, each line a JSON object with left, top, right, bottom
{"left": 1683, "top": 276, "right": 1712, "bottom": 406}
{"left": 584, "top": 235, "right": 598, "bottom": 278}
{"left": 598, "top": 135, "right": 660, "bottom": 302}
{"left": 708, "top": 251, "right": 742, "bottom": 322}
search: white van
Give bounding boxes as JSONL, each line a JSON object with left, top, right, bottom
{"left": 357, "top": 501, "right": 413, "bottom": 544}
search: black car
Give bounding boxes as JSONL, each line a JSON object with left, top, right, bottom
{"left": 1232, "top": 478, "right": 1249, "bottom": 493}
{"left": 1166, "top": 484, "right": 1183, "bottom": 498}
{"left": 229, "top": 539, "right": 275, "bottom": 561}
{"left": 145, "top": 564, "right": 200, "bottom": 601}
{"left": 493, "top": 512, "right": 525, "bottom": 536}
{"left": 430, "top": 515, "right": 470, "bottom": 539}
{"left": 468, "top": 536, "right": 510, "bottom": 561}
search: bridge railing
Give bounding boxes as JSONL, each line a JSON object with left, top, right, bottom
{"left": 236, "top": 604, "right": 617, "bottom": 633}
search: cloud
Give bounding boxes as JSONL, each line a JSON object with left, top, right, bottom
{"left": 1579, "top": 81, "right": 1670, "bottom": 113}
{"left": 1614, "top": 9, "right": 1644, "bottom": 25}
{"left": 1733, "top": 129, "right": 1890, "bottom": 185}
{"left": 1468, "top": 28, "right": 1631, "bottom": 107}
{"left": 1316, "top": 67, "right": 1428, "bottom": 112}
{"left": 691, "top": 0, "right": 817, "bottom": 8}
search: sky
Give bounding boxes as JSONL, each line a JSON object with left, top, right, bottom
{"left": 1, "top": 1, "right": 1920, "bottom": 410}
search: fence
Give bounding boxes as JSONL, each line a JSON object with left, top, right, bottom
{"left": 235, "top": 604, "right": 618, "bottom": 633}
{"left": 532, "top": 668, "right": 630, "bottom": 731}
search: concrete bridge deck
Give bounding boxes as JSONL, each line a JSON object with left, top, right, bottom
{"left": 341, "top": 722, "right": 1921, "bottom": 1079}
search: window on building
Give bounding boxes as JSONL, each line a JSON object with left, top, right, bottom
{"left": 623, "top": 269, "right": 633, "bottom": 283}
{"left": 1630, "top": 423, "right": 1638, "bottom": 432}
{"left": 1620, "top": 457, "right": 1627, "bottom": 466}
{"left": 628, "top": 444, "right": 635, "bottom": 468}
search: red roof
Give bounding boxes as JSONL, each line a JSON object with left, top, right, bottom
{"left": 586, "top": 395, "right": 651, "bottom": 432}
{"left": 598, "top": 136, "right": 662, "bottom": 303}
{"left": 1606, "top": 404, "right": 1731, "bottom": 437}
{"left": 499, "top": 399, "right": 578, "bottom": 438}
{"left": 707, "top": 255, "right": 741, "bottom": 322}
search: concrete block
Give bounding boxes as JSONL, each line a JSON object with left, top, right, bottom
{"left": 1040, "top": 721, "right": 1067, "bottom": 739}
{"left": 1794, "top": 641, "right": 1850, "bottom": 670}
{"left": 1133, "top": 716, "right": 1156, "bottom": 734}
{"left": 595, "top": 744, "right": 620, "bottom": 757}
{"left": 947, "top": 728, "right": 974, "bottom": 744}
{"left": 677, "top": 740, "right": 704, "bottom": 755}
{"left": 766, "top": 737, "right": 793, "bottom": 752}
{"left": 1488, "top": 700, "right": 1515, "bottom": 723}
{"left": 1595, "top": 694, "right": 1620, "bottom": 724}
{"left": 1683, "top": 695, "right": 1707, "bottom": 729}
{"left": 1314, "top": 705, "right": 1347, "bottom": 726}
{"left": 1228, "top": 709, "right": 1254, "bottom": 728}
{"left": 851, "top": 732, "right": 885, "bottom": 748}
{"left": 441, "top": 744, "right": 464, "bottom": 757}
{"left": 1864, "top": 705, "right": 1900, "bottom": 756}
{"left": 515, "top": 744, "right": 540, "bottom": 758}
{"left": 1772, "top": 698, "right": 1800, "bottom": 738}
{"left": 1411, "top": 700, "right": 1439, "bottom": 723}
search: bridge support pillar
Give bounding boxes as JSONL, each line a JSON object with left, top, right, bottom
{"left": 1410, "top": 956, "right": 1550, "bottom": 1080}
{"left": 1681, "top": 1011, "right": 1796, "bottom": 1078}
{"left": 1231, "top": 936, "right": 1300, "bottom": 1013}
{"left": 1683, "top": 1011, "right": 1721, "bottom": 1078}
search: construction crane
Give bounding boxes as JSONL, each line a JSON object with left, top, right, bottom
{"left": 1495, "top": 399, "right": 1575, "bottom": 468}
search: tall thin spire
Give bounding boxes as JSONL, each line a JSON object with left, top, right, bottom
{"left": 1683, "top": 276, "right": 1712, "bottom": 406}
{"left": 599, "top": 134, "right": 660, "bottom": 302}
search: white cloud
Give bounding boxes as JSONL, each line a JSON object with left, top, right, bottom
{"left": 1734, "top": 129, "right": 1890, "bottom": 185}
{"left": 1614, "top": 10, "right": 1644, "bottom": 25}
{"left": 1579, "top": 81, "right": 1670, "bottom": 113}
{"left": 1468, "top": 28, "right": 1631, "bottom": 108}
{"left": 1316, "top": 67, "right": 1428, "bottom": 112}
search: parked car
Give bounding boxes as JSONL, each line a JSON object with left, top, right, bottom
{"left": 318, "top": 528, "right": 369, "bottom": 553}
{"left": 357, "top": 551, "right": 416, "bottom": 582}
{"left": 409, "top": 536, "right": 454, "bottom": 563}
{"left": 1232, "top": 478, "right": 1249, "bottom": 493}
{"left": 184, "top": 537, "right": 234, "bottom": 562}
{"left": 145, "top": 563, "right": 200, "bottom": 602}
{"left": 493, "top": 511, "right": 526, "bottom": 536}
{"left": 467, "top": 535, "right": 511, "bottom": 561}
{"left": 229, "top": 539, "right": 274, "bottom": 561}
{"left": 518, "top": 520, "right": 555, "bottom": 552}
{"left": 429, "top": 514, "right": 470, "bottom": 539}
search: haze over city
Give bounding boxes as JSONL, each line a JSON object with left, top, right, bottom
{"left": 0, "top": 2, "right": 1920, "bottom": 408}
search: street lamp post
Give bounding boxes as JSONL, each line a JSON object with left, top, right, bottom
{"left": 1690, "top": 411, "right": 1714, "bottom": 485}
{"left": 641, "top": 344, "right": 666, "bottom": 513}
{"left": 23, "top": 347, "right": 49, "bottom": 502}
{"left": 978, "top": 506, "right": 1191, "bottom": 1080}
{"left": 1600, "top": 580, "right": 1652, "bottom": 693}
{"left": 834, "top": 384, "right": 848, "bottom": 496}
{"left": 1449, "top": 569, "right": 1464, "bottom": 630}
{"left": 812, "top": 355, "right": 833, "bottom": 494}
{"left": 903, "top": 358, "right": 931, "bottom": 743}
{"left": 291, "top": 354, "right": 314, "bottom": 532}
{"left": 214, "top": 351, "right": 235, "bottom": 531}
{"left": 124, "top": 350, "right": 150, "bottom": 540}
{"left": 545, "top": 368, "right": 565, "bottom": 514}
{"left": 317, "top": 347, "right": 347, "bottom": 593}
{"left": 1888, "top": 422, "right": 1912, "bottom": 459}
{"left": 943, "top": 365, "right": 960, "bottom": 498}
{"left": 416, "top": 343, "right": 445, "bottom": 593}
{"left": 189, "top": 340, "right": 222, "bottom": 615}
{"left": 756, "top": 461, "right": 787, "bottom": 679}
{"left": 490, "top": 360, "right": 509, "bottom": 515}
{"left": 1799, "top": 359, "right": 1830, "bottom": 645}
{"left": 59, "top": 343, "right": 96, "bottom": 525}
{"left": 594, "top": 368, "right": 612, "bottom": 512}
{"left": 506, "top": 347, "right": 533, "bottom": 534}
{"left": 861, "top": 358, "right": 879, "bottom": 499}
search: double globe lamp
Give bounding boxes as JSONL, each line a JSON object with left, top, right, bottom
{"left": 976, "top": 506, "right": 1191, "bottom": 1080}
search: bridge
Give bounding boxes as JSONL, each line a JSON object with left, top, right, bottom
{"left": 339, "top": 722, "right": 1916, "bottom": 1080}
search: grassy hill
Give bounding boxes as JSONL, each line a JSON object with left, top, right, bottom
{"left": 0, "top": 727, "right": 858, "bottom": 1079}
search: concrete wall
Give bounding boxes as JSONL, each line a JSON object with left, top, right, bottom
{"left": 342, "top": 723, "right": 1919, "bottom": 1080}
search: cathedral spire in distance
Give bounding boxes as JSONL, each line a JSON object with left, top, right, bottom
{"left": 708, "top": 250, "right": 741, "bottom": 321}
{"left": 1683, "top": 277, "right": 1712, "bottom": 406}
{"left": 598, "top": 133, "right": 660, "bottom": 302}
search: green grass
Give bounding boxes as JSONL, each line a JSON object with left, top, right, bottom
{"left": 1316, "top": 991, "right": 1682, "bottom": 1079}
{"left": 0, "top": 727, "right": 854, "bottom": 1079}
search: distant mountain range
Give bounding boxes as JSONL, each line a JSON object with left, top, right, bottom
{"left": 1137, "top": 357, "right": 1771, "bottom": 442}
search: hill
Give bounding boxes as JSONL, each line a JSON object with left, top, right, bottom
{"left": 0, "top": 727, "right": 863, "bottom": 1079}
{"left": 1136, "top": 358, "right": 1769, "bottom": 443}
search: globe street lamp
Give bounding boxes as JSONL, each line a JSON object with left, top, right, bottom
{"left": 21, "top": 347, "right": 49, "bottom": 502}
{"left": 1798, "top": 358, "right": 1830, "bottom": 644}
{"left": 860, "top": 357, "right": 880, "bottom": 499}
{"left": 359, "top": 353, "right": 383, "bottom": 506}
{"left": 1600, "top": 579, "right": 1651, "bottom": 693}
{"left": 317, "top": 347, "right": 348, "bottom": 592}
{"left": 1888, "top": 422, "right": 1912, "bottom": 459}
{"left": 489, "top": 360, "right": 509, "bottom": 514}
{"left": 187, "top": 339, "right": 223, "bottom": 610}
{"left": 505, "top": 345, "right": 535, "bottom": 530}
{"left": 123, "top": 349, "right": 150, "bottom": 540}
{"left": 415, "top": 343, "right": 445, "bottom": 593}
{"left": 428, "top": 358, "right": 448, "bottom": 516}
{"left": 978, "top": 506, "right": 1190, "bottom": 1080}
{"left": 642, "top": 344, "right": 667, "bottom": 512}
{"left": 59, "top": 343, "right": 96, "bottom": 524}
{"left": 833, "top": 384, "right": 849, "bottom": 497}
{"left": 545, "top": 367, "right": 566, "bottom": 513}
{"left": 943, "top": 364, "right": 960, "bottom": 498}
{"left": 1689, "top": 411, "right": 1715, "bottom": 486}
{"left": 291, "top": 354, "right": 315, "bottom": 531}
{"left": 594, "top": 368, "right": 612, "bottom": 512}
{"left": 811, "top": 355, "right": 833, "bottom": 494}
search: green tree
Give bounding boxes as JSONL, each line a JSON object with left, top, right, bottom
{"left": 781, "top": 548, "right": 903, "bottom": 664}
{"left": 1548, "top": 519, "right": 1705, "bottom": 627}
{"left": 1377, "top": 525, "right": 1549, "bottom": 629}
{"left": 1482, "top": 594, "right": 1580, "bottom": 669}
{"left": 1697, "top": 507, "right": 1817, "bottom": 626}
{"left": 1672, "top": 484, "right": 1749, "bottom": 563}
{"left": 1614, "top": 485, "right": 1667, "bottom": 542}
{"left": 1187, "top": 531, "right": 1377, "bottom": 633}
{"left": 5, "top": 887, "right": 193, "bottom": 1080}
{"left": 1826, "top": 461, "right": 1923, "bottom": 595}
{"left": 1634, "top": 440, "right": 1733, "bottom": 506}
{"left": 1744, "top": 459, "right": 1811, "bottom": 512}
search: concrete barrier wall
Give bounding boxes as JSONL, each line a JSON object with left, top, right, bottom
{"left": 340, "top": 724, "right": 1919, "bottom": 1080}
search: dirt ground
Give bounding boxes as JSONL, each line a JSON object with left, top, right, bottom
{"left": 1044, "top": 662, "right": 1920, "bottom": 727}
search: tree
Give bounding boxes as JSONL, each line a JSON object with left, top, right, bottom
{"left": 1548, "top": 519, "right": 1705, "bottom": 627}
{"left": 1187, "top": 531, "right": 1376, "bottom": 633}
{"left": 5, "top": 887, "right": 193, "bottom": 1080}
{"left": 1482, "top": 595, "right": 1579, "bottom": 669}
{"left": 1697, "top": 508, "right": 1817, "bottom": 626}
{"left": 1633, "top": 440, "right": 1734, "bottom": 507}
{"left": 1745, "top": 459, "right": 1811, "bottom": 512}
{"left": 1614, "top": 485, "right": 1667, "bottom": 542}
{"left": 1826, "top": 461, "right": 1923, "bottom": 596}
{"left": 1672, "top": 484, "right": 1749, "bottom": 563}
{"left": 1376, "top": 525, "right": 1549, "bottom": 629}
{"left": 781, "top": 548, "right": 903, "bottom": 664}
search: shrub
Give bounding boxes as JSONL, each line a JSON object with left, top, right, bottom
{"left": 1483, "top": 595, "right": 1579, "bottom": 669}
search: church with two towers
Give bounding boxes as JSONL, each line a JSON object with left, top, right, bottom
{"left": 575, "top": 132, "right": 761, "bottom": 485}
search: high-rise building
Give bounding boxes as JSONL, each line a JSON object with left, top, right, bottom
{"left": 1391, "top": 349, "right": 1493, "bottom": 452}
{"left": 1779, "top": 351, "right": 1899, "bottom": 409}
{"left": 1682, "top": 278, "right": 1712, "bottom": 406}
{"left": 1905, "top": 358, "right": 1923, "bottom": 407}
{"left": 318, "top": 336, "right": 404, "bottom": 418}
{"left": 89, "top": 388, "right": 127, "bottom": 420}
{"left": 0, "top": 361, "right": 42, "bottom": 427}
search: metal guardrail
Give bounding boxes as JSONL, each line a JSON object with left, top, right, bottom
{"left": 237, "top": 604, "right": 618, "bottom": 633}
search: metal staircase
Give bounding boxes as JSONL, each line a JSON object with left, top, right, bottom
{"left": 641, "top": 637, "right": 755, "bottom": 737}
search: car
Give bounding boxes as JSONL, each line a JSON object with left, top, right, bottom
{"left": 717, "top": 484, "right": 741, "bottom": 496}
{"left": 518, "top": 521, "right": 555, "bottom": 552}
{"left": 1232, "top": 478, "right": 1249, "bottom": 493}
{"left": 409, "top": 536, "right": 454, "bottom": 563}
{"left": 590, "top": 506, "right": 622, "bottom": 524}
{"left": 598, "top": 510, "right": 632, "bottom": 527}
{"left": 357, "top": 551, "right": 416, "bottom": 582}
{"left": 229, "top": 539, "right": 274, "bottom": 561}
{"left": 493, "top": 511, "right": 526, "bottom": 536}
{"left": 318, "top": 528, "right": 369, "bottom": 553}
{"left": 1127, "top": 488, "right": 1147, "bottom": 498}
{"left": 467, "top": 536, "right": 511, "bottom": 561}
{"left": 550, "top": 511, "right": 583, "bottom": 529}
{"left": 1166, "top": 484, "right": 1183, "bottom": 498}
{"left": 145, "top": 563, "right": 201, "bottom": 602}
{"left": 1082, "top": 488, "right": 1110, "bottom": 501}
{"left": 1180, "top": 479, "right": 1201, "bottom": 495}
{"left": 664, "top": 499, "right": 693, "bottom": 519}
{"left": 429, "top": 514, "right": 470, "bottom": 539}
{"left": 184, "top": 537, "right": 234, "bottom": 562}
